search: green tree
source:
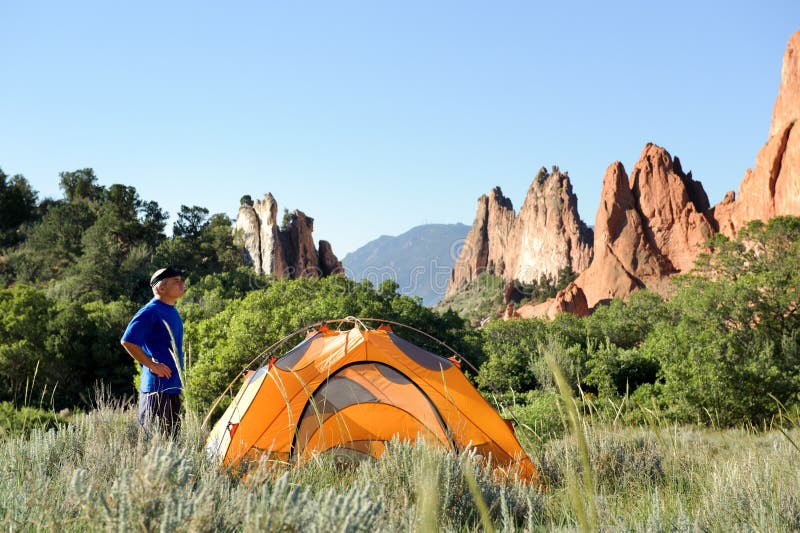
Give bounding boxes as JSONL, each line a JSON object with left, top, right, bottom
{"left": 478, "top": 319, "right": 545, "bottom": 392}
{"left": 173, "top": 205, "right": 209, "bottom": 240}
{"left": 0, "top": 169, "right": 38, "bottom": 247}
{"left": 59, "top": 168, "right": 103, "bottom": 204}
{"left": 179, "top": 267, "right": 260, "bottom": 323}
{"left": 139, "top": 200, "right": 169, "bottom": 247}
{"left": 155, "top": 212, "right": 242, "bottom": 279}
{"left": 11, "top": 201, "right": 97, "bottom": 282}
{"left": 43, "top": 183, "right": 166, "bottom": 303}
{"left": 555, "top": 264, "right": 577, "bottom": 291}
{"left": 585, "top": 290, "right": 671, "bottom": 349}
{"left": 583, "top": 341, "right": 659, "bottom": 397}
{"left": 478, "top": 315, "right": 586, "bottom": 394}
{"left": 0, "top": 286, "right": 51, "bottom": 403}
{"left": 648, "top": 217, "right": 800, "bottom": 425}
{"left": 197, "top": 213, "right": 242, "bottom": 274}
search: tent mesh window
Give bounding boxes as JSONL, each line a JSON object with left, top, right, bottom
{"left": 294, "top": 362, "right": 451, "bottom": 459}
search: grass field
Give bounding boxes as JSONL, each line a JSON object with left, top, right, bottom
{"left": 2, "top": 396, "right": 799, "bottom": 532}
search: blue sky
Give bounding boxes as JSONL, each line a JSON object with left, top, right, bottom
{"left": 1, "top": 1, "right": 797, "bottom": 256}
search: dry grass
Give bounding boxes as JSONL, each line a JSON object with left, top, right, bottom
{"left": 1, "top": 390, "right": 799, "bottom": 531}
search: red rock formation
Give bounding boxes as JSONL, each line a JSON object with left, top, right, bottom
{"left": 631, "top": 148, "right": 715, "bottom": 273}
{"left": 235, "top": 193, "right": 342, "bottom": 279}
{"left": 522, "top": 31, "right": 800, "bottom": 319}
{"left": 516, "top": 282, "right": 589, "bottom": 320}
{"left": 771, "top": 31, "right": 800, "bottom": 138}
{"left": 709, "top": 191, "right": 736, "bottom": 236}
{"left": 594, "top": 146, "right": 714, "bottom": 307}
{"left": 318, "top": 240, "right": 343, "bottom": 276}
{"left": 712, "top": 30, "right": 800, "bottom": 236}
{"left": 559, "top": 144, "right": 714, "bottom": 311}
{"left": 505, "top": 169, "right": 593, "bottom": 283}
{"left": 446, "top": 169, "right": 593, "bottom": 298}
{"left": 572, "top": 160, "right": 649, "bottom": 307}
{"left": 446, "top": 187, "right": 515, "bottom": 297}
{"left": 278, "top": 210, "right": 320, "bottom": 277}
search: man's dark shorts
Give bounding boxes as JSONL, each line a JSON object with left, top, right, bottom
{"left": 138, "top": 392, "right": 181, "bottom": 436}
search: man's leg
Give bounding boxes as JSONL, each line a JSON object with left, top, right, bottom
{"left": 163, "top": 393, "right": 182, "bottom": 437}
{"left": 139, "top": 392, "right": 181, "bottom": 436}
{"left": 138, "top": 392, "right": 158, "bottom": 432}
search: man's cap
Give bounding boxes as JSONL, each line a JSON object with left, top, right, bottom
{"left": 150, "top": 266, "right": 183, "bottom": 287}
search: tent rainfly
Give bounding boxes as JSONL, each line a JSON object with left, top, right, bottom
{"left": 206, "top": 322, "right": 539, "bottom": 482}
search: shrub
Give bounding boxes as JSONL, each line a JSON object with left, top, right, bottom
{"left": 0, "top": 402, "right": 65, "bottom": 437}
{"left": 508, "top": 390, "right": 565, "bottom": 444}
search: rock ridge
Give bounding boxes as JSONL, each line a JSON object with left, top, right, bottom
{"left": 712, "top": 30, "right": 800, "bottom": 236}
{"left": 446, "top": 167, "right": 593, "bottom": 297}
{"left": 235, "top": 193, "right": 342, "bottom": 279}
{"left": 518, "top": 143, "right": 716, "bottom": 316}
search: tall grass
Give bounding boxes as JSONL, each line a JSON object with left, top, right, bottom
{"left": 2, "top": 393, "right": 800, "bottom": 530}
{"left": 0, "top": 395, "right": 542, "bottom": 531}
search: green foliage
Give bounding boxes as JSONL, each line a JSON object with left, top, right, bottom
{"left": 534, "top": 166, "right": 548, "bottom": 187}
{"left": 173, "top": 205, "right": 209, "bottom": 239}
{"left": 555, "top": 264, "right": 577, "bottom": 291}
{"left": 155, "top": 213, "right": 241, "bottom": 280}
{"left": 508, "top": 390, "right": 565, "bottom": 443}
{"left": 179, "top": 267, "right": 260, "bottom": 323}
{"left": 584, "top": 342, "right": 659, "bottom": 397}
{"left": 0, "top": 402, "right": 65, "bottom": 437}
{"left": 434, "top": 273, "right": 505, "bottom": 327}
{"left": 59, "top": 298, "right": 138, "bottom": 404}
{"left": 5, "top": 169, "right": 170, "bottom": 302}
{"left": 479, "top": 319, "right": 546, "bottom": 391}
{"left": 478, "top": 312, "right": 587, "bottom": 394}
{"left": 585, "top": 290, "right": 671, "bottom": 349}
{"left": 59, "top": 168, "right": 103, "bottom": 203}
{"left": 0, "top": 285, "right": 51, "bottom": 401}
{"left": 10, "top": 201, "right": 97, "bottom": 282}
{"left": 645, "top": 218, "right": 800, "bottom": 425}
{"left": 281, "top": 208, "right": 291, "bottom": 230}
{"left": 0, "top": 285, "right": 138, "bottom": 409}
{"left": 5, "top": 168, "right": 240, "bottom": 303}
{"left": 0, "top": 169, "right": 38, "bottom": 248}
{"left": 510, "top": 274, "right": 561, "bottom": 306}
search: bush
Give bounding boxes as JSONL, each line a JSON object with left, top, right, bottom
{"left": 0, "top": 402, "right": 65, "bottom": 437}
{"left": 584, "top": 341, "right": 659, "bottom": 397}
{"left": 508, "top": 390, "right": 565, "bottom": 444}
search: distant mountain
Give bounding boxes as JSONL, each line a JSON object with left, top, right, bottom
{"left": 342, "top": 223, "right": 470, "bottom": 306}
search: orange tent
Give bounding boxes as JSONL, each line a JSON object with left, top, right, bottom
{"left": 206, "top": 323, "right": 538, "bottom": 482}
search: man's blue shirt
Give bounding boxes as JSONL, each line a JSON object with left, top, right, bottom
{"left": 122, "top": 298, "right": 184, "bottom": 393}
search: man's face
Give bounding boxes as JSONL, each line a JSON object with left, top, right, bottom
{"left": 159, "top": 276, "right": 185, "bottom": 299}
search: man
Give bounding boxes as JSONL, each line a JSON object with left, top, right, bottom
{"left": 120, "top": 266, "right": 185, "bottom": 435}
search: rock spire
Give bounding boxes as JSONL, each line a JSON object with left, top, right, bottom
{"left": 235, "top": 193, "right": 342, "bottom": 279}
{"left": 712, "top": 30, "right": 800, "bottom": 235}
{"left": 446, "top": 168, "right": 593, "bottom": 297}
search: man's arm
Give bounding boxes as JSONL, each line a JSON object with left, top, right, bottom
{"left": 120, "top": 340, "right": 172, "bottom": 379}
